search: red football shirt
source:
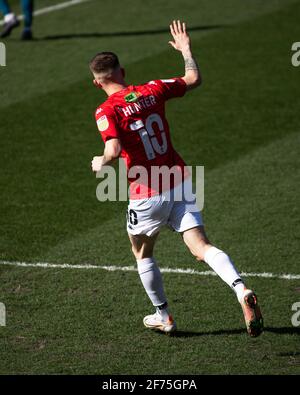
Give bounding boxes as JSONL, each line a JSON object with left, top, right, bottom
{"left": 95, "top": 78, "right": 189, "bottom": 199}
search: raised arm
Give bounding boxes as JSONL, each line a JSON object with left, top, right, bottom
{"left": 169, "top": 20, "right": 201, "bottom": 91}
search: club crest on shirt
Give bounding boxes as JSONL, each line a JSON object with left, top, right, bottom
{"left": 97, "top": 115, "right": 109, "bottom": 132}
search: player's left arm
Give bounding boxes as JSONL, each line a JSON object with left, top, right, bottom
{"left": 169, "top": 20, "right": 201, "bottom": 91}
{"left": 91, "top": 138, "right": 122, "bottom": 172}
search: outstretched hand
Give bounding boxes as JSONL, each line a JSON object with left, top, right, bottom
{"left": 168, "top": 20, "right": 191, "bottom": 53}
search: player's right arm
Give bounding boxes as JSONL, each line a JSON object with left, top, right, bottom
{"left": 169, "top": 20, "right": 201, "bottom": 91}
{"left": 91, "top": 105, "right": 122, "bottom": 173}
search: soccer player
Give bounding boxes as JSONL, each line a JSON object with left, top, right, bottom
{"left": 90, "top": 20, "right": 263, "bottom": 337}
{"left": 0, "top": 0, "right": 33, "bottom": 40}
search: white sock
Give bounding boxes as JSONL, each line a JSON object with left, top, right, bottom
{"left": 204, "top": 246, "right": 246, "bottom": 301}
{"left": 156, "top": 303, "right": 170, "bottom": 321}
{"left": 137, "top": 257, "right": 168, "bottom": 309}
{"left": 4, "top": 13, "right": 16, "bottom": 23}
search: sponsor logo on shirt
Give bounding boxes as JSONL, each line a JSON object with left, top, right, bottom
{"left": 124, "top": 92, "right": 142, "bottom": 103}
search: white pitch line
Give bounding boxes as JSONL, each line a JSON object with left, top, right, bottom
{"left": 0, "top": 260, "right": 299, "bottom": 280}
{"left": 0, "top": 0, "right": 94, "bottom": 26}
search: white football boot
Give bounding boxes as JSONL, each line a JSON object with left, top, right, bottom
{"left": 143, "top": 312, "right": 177, "bottom": 333}
{"left": 240, "top": 289, "right": 263, "bottom": 337}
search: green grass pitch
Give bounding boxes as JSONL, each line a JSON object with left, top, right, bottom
{"left": 0, "top": 0, "right": 300, "bottom": 374}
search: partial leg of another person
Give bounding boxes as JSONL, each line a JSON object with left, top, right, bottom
{"left": 0, "top": 0, "right": 20, "bottom": 38}
{"left": 21, "top": 0, "right": 33, "bottom": 40}
{"left": 0, "top": 0, "right": 10, "bottom": 15}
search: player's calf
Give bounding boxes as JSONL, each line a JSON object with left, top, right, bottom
{"left": 136, "top": 256, "right": 176, "bottom": 333}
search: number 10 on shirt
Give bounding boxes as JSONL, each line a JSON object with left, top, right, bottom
{"left": 130, "top": 113, "right": 168, "bottom": 160}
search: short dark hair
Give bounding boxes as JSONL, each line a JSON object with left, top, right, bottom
{"left": 89, "top": 51, "right": 120, "bottom": 74}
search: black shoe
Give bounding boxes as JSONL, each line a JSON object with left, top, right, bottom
{"left": 0, "top": 17, "right": 20, "bottom": 38}
{"left": 21, "top": 29, "right": 33, "bottom": 41}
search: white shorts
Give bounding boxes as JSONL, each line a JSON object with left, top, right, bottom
{"left": 126, "top": 179, "right": 203, "bottom": 236}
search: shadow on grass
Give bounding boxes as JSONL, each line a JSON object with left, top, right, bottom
{"left": 278, "top": 351, "right": 300, "bottom": 357}
{"left": 37, "top": 24, "right": 225, "bottom": 41}
{"left": 264, "top": 326, "right": 300, "bottom": 335}
{"left": 156, "top": 326, "right": 300, "bottom": 338}
{"left": 170, "top": 328, "right": 244, "bottom": 337}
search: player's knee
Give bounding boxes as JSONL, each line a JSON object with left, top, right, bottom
{"left": 131, "top": 245, "right": 146, "bottom": 260}
{"left": 131, "top": 245, "right": 139, "bottom": 259}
